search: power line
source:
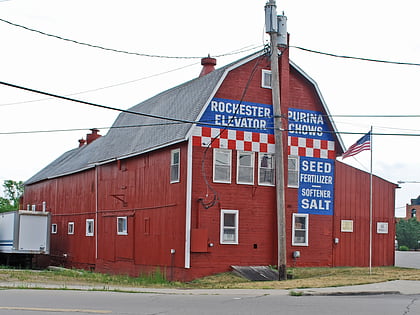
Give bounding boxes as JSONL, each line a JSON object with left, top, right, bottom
{"left": 291, "top": 46, "right": 420, "bottom": 66}
{"left": 3, "top": 17, "right": 420, "bottom": 67}
{"left": 0, "top": 18, "right": 261, "bottom": 59}
{"left": 0, "top": 61, "right": 200, "bottom": 107}
{"left": 4, "top": 80, "right": 420, "bottom": 136}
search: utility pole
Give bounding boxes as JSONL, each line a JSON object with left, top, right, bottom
{"left": 265, "top": 0, "right": 287, "bottom": 281}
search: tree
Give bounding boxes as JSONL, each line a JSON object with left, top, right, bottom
{"left": 0, "top": 180, "right": 23, "bottom": 213}
{"left": 396, "top": 218, "right": 420, "bottom": 250}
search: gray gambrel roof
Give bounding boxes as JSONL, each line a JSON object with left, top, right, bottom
{"left": 26, "top": 51, "right": 345, "bottom": 185}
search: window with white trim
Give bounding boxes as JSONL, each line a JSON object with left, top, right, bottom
{"left": 51, "top": 224, "right": 57, "bottom": 234}
{"left": 288, "top": 156, "right": 299, "bottom": 188}
{"left": 68, "top": 222, "right": 74, "bottom": 235}
{"left": 237, "top": 151, "right": 254, "bottom": 185}
{"left": 292, "top": 213, "right": 308, "bottom": 246}
{"left": 117, "top": 216, "right": 128, "bottom": 235}
{"left": 86, "top": 219, "right": 94, "bottom": 237}
{"left": 213, "top": 149, "right": 231, "bottom": 183}
{"left": 261, "top": 69, "right": 272, "bottom": 89}
{"left": 220, "top": 209, "right": 239, "bottom": 244}
{"left": 170, "top": 149, "right": 180, "bottom": 183}
{"left": 258, "top": 153, "right": 275, "bottom": 186}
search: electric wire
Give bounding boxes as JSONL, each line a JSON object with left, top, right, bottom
{"left": 0, "top": 17, "right": 261, "bottom": 59}
{"left": 2, "top": 77, "right": 420, "bottom": 136}
{"left": 0, "top": 61, "right": 200, "bottom": 107}
{"left": 4, "top": 17, "right": 420, "bottom": 67}
{"left": 291, "top": 46, "right": 420, "bottom": 66}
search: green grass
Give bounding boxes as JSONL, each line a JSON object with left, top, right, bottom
{"left": 1, "top": 266, "right": 420, "bottom": 291}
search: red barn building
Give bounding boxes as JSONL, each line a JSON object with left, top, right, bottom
{"left": 23, "top": 49, "right": 397, "bottom": 281}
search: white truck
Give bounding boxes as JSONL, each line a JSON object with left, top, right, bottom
{"left": 0, "top": 210, "right": 50, "bottom": 259}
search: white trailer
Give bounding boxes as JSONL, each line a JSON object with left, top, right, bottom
{"left": 0, "top": 210, "right": 50, "bottom": 255}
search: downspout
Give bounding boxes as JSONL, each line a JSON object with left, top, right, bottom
{"left": 184, "top": 138, "right": 193, "bottom": 268}
{"left": 95, "top": 166, "right": 99, "bottom": 260}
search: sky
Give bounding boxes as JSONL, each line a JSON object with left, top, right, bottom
{"left": 1, "top": 0, "right": 419, "bottom": 216}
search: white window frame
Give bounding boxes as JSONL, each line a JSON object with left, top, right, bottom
{"left": 288, "top": 156, "right": 299, "bottom": 188}
{"left": 213, "top": 149, "right": 232, "bottom": 183}
{"left": 261, "top": 69, "right": 272, "bottom": 89}
{"left": 220, "top": 209, "right": 239, "bottom": 245}
{"left": 86, "top": 219, "right": 94, "bottom": 237}
{"left": 68, "top": 222, "right": 74, "bottom": 235}
{"left": 170, "top": 148, "right": 180, "bottom": 183}
{"left": 237, "top": 151, "right": 254, "bottom": 185}
{"left": 292, "top": 213, "right": 309, "bottom": 246}
{"left": 51, "top": 223, "right": 57, "bottom": 234}
{"left": 258, "top": 153, "right": 275, "bottom": 186}
{"left": 117, "top": 216, "right": 128, "bottom": 235}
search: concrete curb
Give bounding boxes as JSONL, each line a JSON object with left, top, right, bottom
{"left": 1, "top": 280, "right": 420, "bottom": 296}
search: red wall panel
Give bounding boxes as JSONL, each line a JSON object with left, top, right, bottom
{"left": 333, "top": 161, "right": 396, "bottom": 267}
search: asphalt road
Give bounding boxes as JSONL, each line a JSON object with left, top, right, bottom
{"left": 0, "top": 289, "right": 419, "bottom": 315}
{"left": 395, "top": 250, "right": 420, "bottom": 269}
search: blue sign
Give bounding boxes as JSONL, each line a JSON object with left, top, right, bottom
{"left": 199, "top": 98, "right": 274, "bottom": 134}
{"left": 288, "top": 108, "right": 334, "bottom": 141}
{"left": 298, "top": 156, "right": 334, "bottom": 215}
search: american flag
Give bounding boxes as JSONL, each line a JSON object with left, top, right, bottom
{"left": 342, "top": 131, "right": 371, "bottom": 159}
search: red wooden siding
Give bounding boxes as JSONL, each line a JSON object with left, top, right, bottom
{"left": 24, "top": 143, "right": 189, "bottom": 278}
{"left": 333, "top": 161, "right": 396, "bottom": 267}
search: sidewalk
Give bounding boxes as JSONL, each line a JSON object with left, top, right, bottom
{"left": 1, "top": 280, "right": 420, "bottom": 296}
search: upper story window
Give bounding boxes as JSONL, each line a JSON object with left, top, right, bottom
{"left": 288, "top": 156, "right": 299, "bottom": 188}
{"left": 237, "top": 151, "right": 254, "bottom": 185}
{"left": 51, "top": 224, "right": 57, "bottom": 234}
{"left": 258, "top": 153, "right": 275, "bottom": 186}
{"left": 170, "top": 149, "right": 180, "bottom": 183}
{"left": 213, "top": 149, "right": 231, "bottom": 183}
{"left": 261, "top": 69, "right": 272, "bottom": 89}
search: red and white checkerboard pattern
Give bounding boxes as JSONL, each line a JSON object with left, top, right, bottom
{"left": 192, "top": 127, "right": 335, "bottom": 158}
{"left": 192, "top": 126, "right": 275, "bottom": 153}
{"left": 288, "top": 136, "right": 335, "bottom": 159}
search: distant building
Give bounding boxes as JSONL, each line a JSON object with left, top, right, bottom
{"left": 404, "top": 196, "right": 420, "bottom": 219}
{"left": 23, "top": 49, "right": 397, "bottom": 281}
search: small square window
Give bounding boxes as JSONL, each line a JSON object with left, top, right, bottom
{"left": 117, "top": 217, "right": 128, "bottom": 235}
{"left": 341, "top": 220, "right": 353, "bottom": 232}
{"left": 220, "top": 210, "right": 239, "bottom": 245}
{"left": 170, "top": 149, "right": 180, "bottom": 183}
{"left": 51, "top": 224, "right": 57, "bottom": 234}
{"left": 68, "top": 222, "right": 74, "bottom": 235}
{"left": 86, "top": 219, "right": 94, "bottom": 236}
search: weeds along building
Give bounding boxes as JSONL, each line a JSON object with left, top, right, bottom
{"left": 23, "top": 49, "right": 397, "bottom": 281}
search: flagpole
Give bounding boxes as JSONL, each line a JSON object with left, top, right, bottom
{"left": 369, "top": 126, "right": 373, "bottom": 275}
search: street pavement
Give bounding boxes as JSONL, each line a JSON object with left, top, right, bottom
{"left": 0, "top": 251, "right": 419, "bottom": 296}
